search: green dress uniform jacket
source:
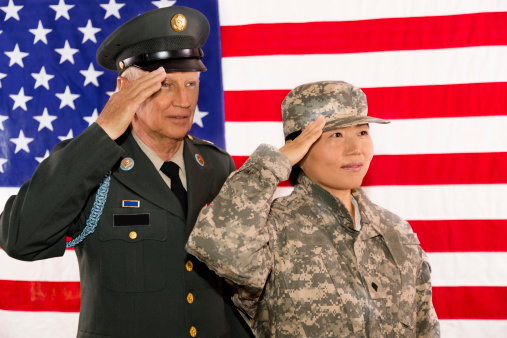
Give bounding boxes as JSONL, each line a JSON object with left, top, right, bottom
{"left": 0, "top": 123, "right": 252, "bottom": 338}
{"left": 187, "top": 144, "right": 440, "bottom": 337}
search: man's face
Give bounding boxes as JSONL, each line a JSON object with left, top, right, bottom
{"left": 299, "top": 124, "right": 374, "bottom": 196}
{"left": 131, "top": 71, "right": 199, "bottom": 141}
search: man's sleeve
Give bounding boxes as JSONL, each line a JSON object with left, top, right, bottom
{"left": 0, "top": 123, "right": 124, "bottom": 261}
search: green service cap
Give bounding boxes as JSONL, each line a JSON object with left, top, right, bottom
{"left": 96, "top": 6, "right": 210, "bottom": 75}
{"left": 282, "top": 81, "right": 390, "bottom": 138}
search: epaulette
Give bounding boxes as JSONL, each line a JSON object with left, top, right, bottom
{"left": 186, "top": 134, "right": 229, "bottom": 155}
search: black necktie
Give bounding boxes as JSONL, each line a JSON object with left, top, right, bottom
{"left": 160, "top": 161, "right": 187, "bottom": 215}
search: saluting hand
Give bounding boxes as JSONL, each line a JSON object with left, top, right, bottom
{"left": 96, "top": 67, "right": 167, "bottom": 140}
{"left": 279, "top": 115, "right": 325, "bottom": 166}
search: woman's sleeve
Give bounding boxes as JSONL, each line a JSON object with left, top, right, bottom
{"left": 415, "top": 253, "right": 441, "bottom": 337}
{"left": 186, "top": 144, "right": 291, "bottom": 295}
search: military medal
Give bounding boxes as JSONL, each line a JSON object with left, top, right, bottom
{"left": 120, "top": 157, "right": 134, "bottom": 171}
{"left": 195, "top": 154, "right": 204, "bottom": 166}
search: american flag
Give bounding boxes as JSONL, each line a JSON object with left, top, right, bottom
{"left": 0, "top": 0, "right": 506, "bottom": 337}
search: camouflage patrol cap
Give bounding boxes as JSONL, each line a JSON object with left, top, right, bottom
{"left": 282, "top": 81, "right": 390, "bottom": 138}
{"left": 96, "top": 6, "right": 210, "bottom": 75}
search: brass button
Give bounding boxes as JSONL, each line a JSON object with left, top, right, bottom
{"left": 129, "top": 231, "right": 137, "bottom": 239}
{"left": 185, "top": 260, "right": 193, "bottom": 272}
{"left": 187, "top": 293, "right": 194, "bottom": 304}
{"left": 189, "top": 326, "right": 197, "bottom": 337}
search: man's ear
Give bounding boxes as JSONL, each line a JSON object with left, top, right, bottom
{"left": 117, "top": 76, "right": 129, "bottom": 91}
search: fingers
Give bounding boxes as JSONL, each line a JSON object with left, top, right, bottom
{"left": 119, "top": 67, "right": 166, "bottom": 104}
{"left": 97, "top": 67, "right": 167, "bottom": 140}
{"left": 279, "top": 115, "right": 326, "bottom": 166}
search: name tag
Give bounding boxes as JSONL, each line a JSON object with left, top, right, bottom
{"left": 113, "top": 213, "right": 150, "bottom": 227}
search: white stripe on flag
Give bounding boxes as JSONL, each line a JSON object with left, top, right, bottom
{"left": 222, "top": 46, "right": 507, "bottom": 90}
{"left": 0, "top": 249, "right": 79, "bottom": 282}
{"left": 274, "top": 184, "right": 507, "bottom": 220}
{"left": 219, "top": 0, "right": 507, "bottom": 25}
{"left": 429, "top": 252, "right": 507, "bottom": 287}
{"left": 440, "top": 320, "right": 507, "bottom": 338}
{"left": 363, "top": 184, "right": 507, "bottom": 220}
{"left": 0, "top": 309, "right": 79, "bottom": 338}
{"left": 2, "top": 247, "right": 506, "bottom": 287}
{"left": 225, "top": 116, "right": 507, "bottom": 156}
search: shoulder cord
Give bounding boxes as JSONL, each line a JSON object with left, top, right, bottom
{"left": 66, "top": 171, "right": 111, "bottom": 248}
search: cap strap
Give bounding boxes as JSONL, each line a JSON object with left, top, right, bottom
{"left": 120, "top": 48, "right": 203, "bottom": 69}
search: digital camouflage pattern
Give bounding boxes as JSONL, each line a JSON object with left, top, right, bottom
{"left": 186, "top": 144, "right": 440, "bottom": 338}
{"left": 281, "top": 81, "right": 390, "bottom": 138}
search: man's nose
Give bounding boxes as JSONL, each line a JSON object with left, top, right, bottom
{"left": 173, "top": 86, "right": 191, "bottom": 108}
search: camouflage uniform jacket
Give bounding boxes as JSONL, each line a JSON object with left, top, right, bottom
{"left": 186, "top": 144, "right": 440, "bottom": 337}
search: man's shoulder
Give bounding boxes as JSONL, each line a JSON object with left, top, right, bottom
{"left": 186, "top": 134, "right": 230, "bottom": 157}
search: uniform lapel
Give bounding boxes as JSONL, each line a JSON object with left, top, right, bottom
{"left": 183, "top": 137, "right": 214, "bottom": 235}
{"left": 112, "top": 131, "right": 186, "bottom": 221}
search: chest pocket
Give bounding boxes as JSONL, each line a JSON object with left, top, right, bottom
{"left": 364, "top": 231, "right": 421, "bottom": 334}
{"left": 98, "top": 208, "right": 168, "bottom": 292}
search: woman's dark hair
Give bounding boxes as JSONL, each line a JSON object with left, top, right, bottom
{"left": 285, "top": 130, "right": 302, "bottom": 186}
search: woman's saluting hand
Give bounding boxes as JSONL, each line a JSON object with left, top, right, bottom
{"left": 279, "top": 115, "right": 325, "bottom": 166}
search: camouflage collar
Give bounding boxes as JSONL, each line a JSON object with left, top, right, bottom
{"left": 295, "top": 174, "right": 354, "bottom": 228}
{"left": 294, "top": 173, "right": 381, "bottom": 238}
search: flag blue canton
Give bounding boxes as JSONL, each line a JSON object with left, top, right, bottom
{"left": 0, "top": 0, "right": 225, "bottom": 187}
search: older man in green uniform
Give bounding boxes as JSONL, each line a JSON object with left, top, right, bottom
{"left": 0, "top": 6, "right": 252, "bottom": 338}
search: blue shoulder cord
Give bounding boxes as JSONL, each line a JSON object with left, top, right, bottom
{"left": 66, "top": 171, "right": 111, "bottom": 248}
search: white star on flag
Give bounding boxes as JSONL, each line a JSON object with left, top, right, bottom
{"left": 5, "top": 44, "right": 29, "bottom": 67}
{"left": 31, "top": 66, "right": 55, "bottom": 90}
{"left": 55, "top": 40, "right": 79, "bottom": 64}
{"left": 106, "top": 84, "right": 119, "bottom": 96}
{"left": 0, "top": 115, "right": 8, "bottom": 130}
{"left": 192, "top": 106, "right": 209, "bottom": 128}
{"left": 33, "top": 108, "right": 58, "bottom": 131}
{"left": 0, "top": 158, "right": 8, "bottom": 173}
{"left": 78, "top": 19, "right": 102, "bottom": 43}
{"left": 49, "top": 0, "right": 74, "bottom": 20}
{"left": 35, "top": 150, "right": 50, "bottom": 164}
{"left": 55, "top": 86, "right": 80, "bottom": 109}
{"left": 29, "top": 20, "right": 52, "bottom": 44}
{"left": 10, "top": 130, "right": 34, "bottom": 154}
{"left": 1, "top": 0, "right": 23, "bottom": 21}
{"left": 9, "top": 87, "right": 32, "bottom": 111}
{"left": 58, "top": 129, "right": 74, "bottom": 141}
{"left": 100, "top": 0, "right": 125, "bottom": 19}
{"left": 152, "top": 0, "right": 176, "bottom": 8}
{"left": 0, "top": 73, "right": 7, "bottom": 88}
{"left": 80, "top": 63, "right": 104, "bottom": 87}
{"left": 83, "top": 109, "right": 99, "bottom": 126}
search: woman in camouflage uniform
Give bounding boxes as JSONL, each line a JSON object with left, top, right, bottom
{"left": 186, "top": 81, "right": 440, "bottom": 337}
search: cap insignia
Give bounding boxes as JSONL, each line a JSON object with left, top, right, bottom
{"left": 171, "top": 14, "right": 187, "bottom": 32}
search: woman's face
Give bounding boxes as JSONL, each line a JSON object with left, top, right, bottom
{"left": 299, "top": 124, "right": 374, "bottom": 197}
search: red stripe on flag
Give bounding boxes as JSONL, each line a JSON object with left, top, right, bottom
{"left": 364, "top": 153, "right": 507, "bottom": 186}
{"left": 433, "top": 286, "right": 507, "bottom": 319}
{"left": 224, "top": 83, "right": 507, "bottom": 122}
{"left": 221, "top": 12, "right": 507, "bottom": 57}
{"left": 0, "top": 280, "right": 80, "bottom": 312}
{"left": 233, "top": 152, "right": 507, "bottom": 186}
{"left": 410, "top": 220, "right": 507, "bottom": 252}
